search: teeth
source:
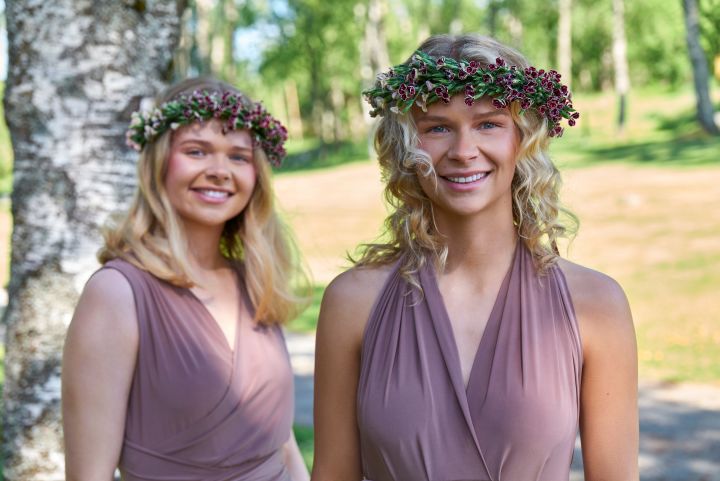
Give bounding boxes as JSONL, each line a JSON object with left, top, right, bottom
{"left": 445, "top": 172, "right": 488, "bottom": 183}
{"left": 198, "top": 189, "right": 229, "bottom": 198}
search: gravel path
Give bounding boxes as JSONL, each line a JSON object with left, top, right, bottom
{"left": 287, "top": 332, "right": 720, "bottom": 481}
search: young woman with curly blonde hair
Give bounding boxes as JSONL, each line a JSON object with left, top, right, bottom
{"left": 313, "top": 34, "right": 638, "bottom": 481}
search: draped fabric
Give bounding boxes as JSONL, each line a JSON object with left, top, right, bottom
{"left": 357, "top": 243, "right": 582, "bottom": 481}
{"left": 103, "top": 260, "right": 294, "bottom": 481}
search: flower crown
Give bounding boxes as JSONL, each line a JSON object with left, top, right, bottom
{"left": 363, "top": 50, "right": 579, "bottom": 137}
{"left": 126, "top": 90, "right": 288, "bottom": 166}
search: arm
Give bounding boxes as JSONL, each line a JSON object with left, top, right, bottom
{"left": 62, "top": 269, "right": 138, "bottom": 481}
{"left": 283, "top": 430, "right": 310, "bottom": 481}
{"left": 311, "top": 269, "right": 383, "bottom": 481}
{"left": 562, "top": 261, "right": 639, "bottom": 481}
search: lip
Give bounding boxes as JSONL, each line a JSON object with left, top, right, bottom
{"left": 191, "top": 187, "right": 235, "bottom": 204}
{"left": 439, "top": 170, "right": 491, "bottom": 191}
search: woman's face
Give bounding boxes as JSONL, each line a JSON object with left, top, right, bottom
{"left": 412, "top": 95, "right": 520, "bottom": 222}
{"left": 164, "top": 120, "right": 258, "bottom": 233}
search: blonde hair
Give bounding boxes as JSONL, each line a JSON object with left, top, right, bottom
{"left": 354, "top": 34, "right": 578, "bottom": 283}
{"left": 99, "top": 77, "right": 308, "bottom": 325}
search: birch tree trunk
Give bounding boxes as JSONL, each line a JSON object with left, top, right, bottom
{"left": 557, "top": 0, "right": 572, "bottom": 89}
{"left": 682, "top": 0, "right": 719, "bottom": 135}
{"left": 2, "top": 1, "right": 184, "bottom": 479}
{"left": 612, "top": 0, "right": 630, "bottom": 132}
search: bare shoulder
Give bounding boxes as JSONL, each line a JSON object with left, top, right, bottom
{"left": 67, "top": 268, "right": 138, "bottom": 353}
{"left": 556, "top": 258, "right": 635, "bottom": 352}
{"left": 318, "top": 264, "right": 396, "bottom": 345}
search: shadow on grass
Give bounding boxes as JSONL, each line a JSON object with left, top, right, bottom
{"left": 586, "top": 136, "right": 720, "bottom": 167}
{"left": 276, "top": 140, "right": 371, "bottom": 174}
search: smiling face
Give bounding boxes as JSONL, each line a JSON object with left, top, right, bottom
{"left": 164, "top": 120, "right": 258, "bottom": 235}
{"left": 412, "top": 95, "right": 520, "bottom": 223}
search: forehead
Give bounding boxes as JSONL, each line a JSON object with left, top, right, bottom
{"left": 412, "top": 95, "right": 508, "bottom": 121}
{"left": 172, "top": 119, "right": 254, "bottom": 147}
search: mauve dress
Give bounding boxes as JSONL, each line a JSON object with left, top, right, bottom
{"left": 102, "top": 259, "right": 294, "bottom": 481}
{"left": 357, "top": 242, "right": 583, "bottom": 481}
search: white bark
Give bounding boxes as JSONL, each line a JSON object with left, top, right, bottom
{"left": 557, "top": 0, "right": 572, "bottom": 89}
{"left": 612, "top": 0, "right": 630, "bottom": 131}
{"left": 2, "top": 1, "right": 184, "bottom": 479}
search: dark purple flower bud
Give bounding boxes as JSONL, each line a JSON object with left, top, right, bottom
{"left": 437, "top": 57, "right": 446, "bottom": 66}
{"left": 521, "top": 99, "right": 531, "bottom": 110}
{"left": 488, "top": 64, "right": 497, "bottom": 71}
{"left": 492, "top": 98, "right": 506, "bottom": 109}
{"left": 572, "top": 112, "right": 580, "bottom": 119}
{"left": 482, "top": 74, "right": 493, "bottom": 83}
{"left": 458, "top": 69, "right": 468, "bottom": 80}
{"left": 441, "top": 94, "right": 451, "bottom": 103}
{"left": 407, "top": 85, "right": 416, "bottom": 97}
{"left": 469, "top": 60, "right": 479, "bottom": 69}
{"left": 495, "top": 57, "right": 505, "bottom": 66}
{"left": 561, "top": 85, "right": 568, "bottom": 94}
{"left": 464, "top": 96, "right": 475, "bottom": 106}
{"left": 465, "top": 84, "right": 475, "bottom": 95}
{"left": 568, "top": 118, "right": 576, "bottom": 126}
{"left": 446, "top": 71, "right": 455, "bottom": 80}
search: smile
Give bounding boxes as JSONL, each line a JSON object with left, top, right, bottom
{"left": 443, "top": 172, "right": 489, "bottom": 184}
{"left": 194, "top": 189, "right": 232, "bottom": 199}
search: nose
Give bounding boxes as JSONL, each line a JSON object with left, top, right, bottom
{"left": 447, "top": 128, "right": 478, "bottom": 163}
{"left": 204, "top": 154, "right": 231, "bottom": 181}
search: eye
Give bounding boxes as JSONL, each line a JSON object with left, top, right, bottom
{"left": 479, "top": 121, "right": 498, "bottom": 130}
{"left": 427, "top": 125, "right": 449, "bottom": 133}
{"left": 229, "top": 154, "right": 250, "bottom": 163}
{"left": 185, "top": 148, "right": 206, "bottom": 157}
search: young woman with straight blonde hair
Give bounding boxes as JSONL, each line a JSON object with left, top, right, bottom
{"left": 313, "top": 34, "right": 638, "bottom": 481}
{"left": 63, "top": 77, "right": 310, "bottom": 481}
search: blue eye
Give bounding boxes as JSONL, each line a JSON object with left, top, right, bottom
{"left": 479, "top": 122, "right": 497, "bottom": 129}
{"left": 428, "top": 125, "right": 449, "bottom": 133}
{"left": 186, "top": 149, "right": 206, "bottom": 157}
{"left": 230, "top": 154, "right": 249, "bottom": 162}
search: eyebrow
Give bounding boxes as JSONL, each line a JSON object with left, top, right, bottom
{"left": 416, "top": 110, "right": 510, "bottom": 123}
{"left": 177, "top": 139, "right": 253, "bottom": 151}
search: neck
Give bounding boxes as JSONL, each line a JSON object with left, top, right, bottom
{"left": 183, "top": 222, "right": 228, "bottom": 274}
{"left": 434, "top": 204, "right": 518, "bottom": 277}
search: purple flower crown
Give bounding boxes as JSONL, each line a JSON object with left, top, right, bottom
{"left": 126, "top": 90, "right": 288, "bottom": 166}
{"left": 363, "top": 50, "right": 579, "bottom": 137}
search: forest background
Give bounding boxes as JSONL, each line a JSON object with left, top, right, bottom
{"left": 0, "top": 0, "right": 719, "bottom": 479}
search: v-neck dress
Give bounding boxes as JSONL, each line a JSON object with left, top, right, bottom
{"left": 357, "top": 243, "right": 582, "bottom": 481}
{"left": 102, "top": 259, "right": 294, "bottom": 481}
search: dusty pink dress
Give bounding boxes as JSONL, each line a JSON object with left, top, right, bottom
{"left": 103, "top": 259, "right": 294, "bottom": 481}
{"left": 357, "top": 242, "right": 582, "bottom": 481}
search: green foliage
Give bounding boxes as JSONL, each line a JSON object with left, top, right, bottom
{"left": 293, "top": 424, "right": 314, "bottom": 469}
{"left": 700, "top": 0, "right": 720, "bottom": 64}
{"left": 0, "top": 82, "right": 13, "bottom": 196}
{"left": 626, "top": 0, "right": 689, "bottom": 88}
{"left": 287, "top": 285, "right": 325, "bottom": 332}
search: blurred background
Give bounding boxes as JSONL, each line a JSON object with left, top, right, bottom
{"left": 0, "top": 0, "right": 719, "bottom": 479}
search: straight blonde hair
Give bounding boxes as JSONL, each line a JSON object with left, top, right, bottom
{"left": 99, "top": 78, "right": 308, "bottom": 325}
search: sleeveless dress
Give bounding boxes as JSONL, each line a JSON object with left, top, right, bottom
{"left": 102, "top": 259, "right": 294, "bottom": 481}
{"left": 357, "top": 242, "right": 582, "bottom": 481}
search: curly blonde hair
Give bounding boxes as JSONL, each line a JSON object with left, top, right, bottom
{"left": 99, "top": 77, "right": 308, "bottom": 325}
{"left": 354, "top": 34, "right": 578, "bottom": 283}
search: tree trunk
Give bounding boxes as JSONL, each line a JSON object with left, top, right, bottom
{"left": 612, "top": 0, "right": 630, "bottom": 133}
{"left": 682, "top": 0, "right": 719, "bottom": 135}
{"left": 557, "top": 0, "right": 572, "bottom": 89}
{"left": 359, "top": 0, "right": 391, "bottom": 126}
{"left": 2, "top": 2, "right": 184, "bottom": 480}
